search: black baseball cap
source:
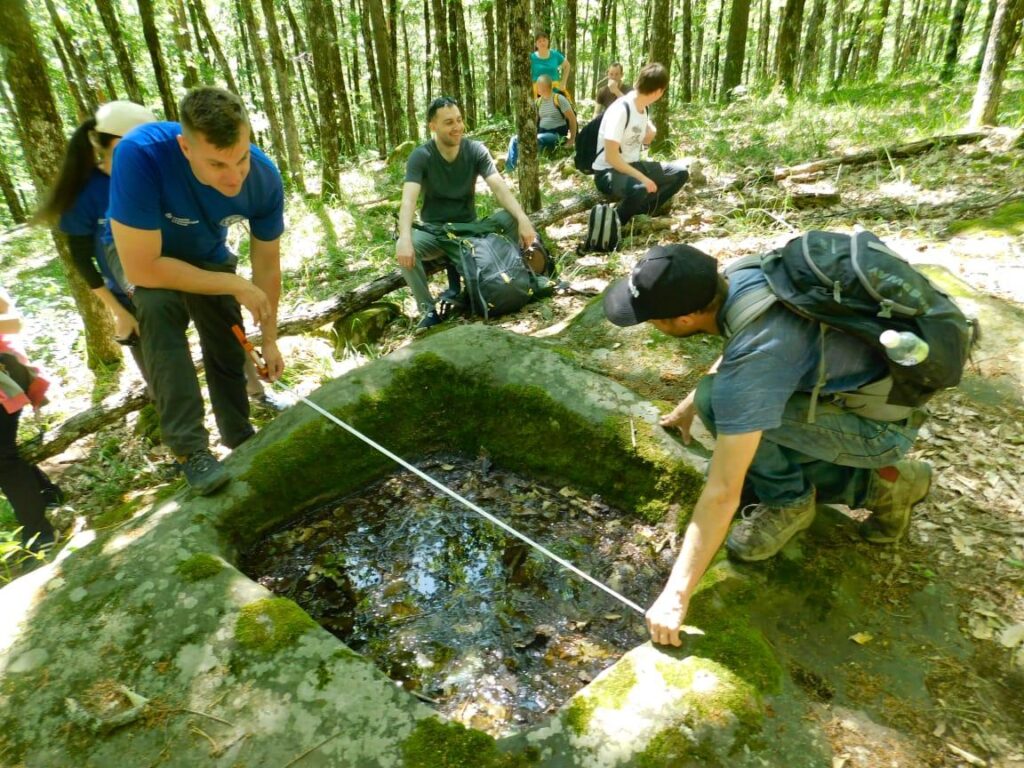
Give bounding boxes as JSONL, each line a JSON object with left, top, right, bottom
{"left": 603, "top": 244, "right": 719, "bottom": 327}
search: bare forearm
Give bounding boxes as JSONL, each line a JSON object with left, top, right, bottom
{"left": 664, "top": 490, "right": 736, "bottom": 601}
{"left": 492, "top": 183, "right": 530, "bottom": 224}
{"left": 127, "top": 256, "right": 246, "bottom": 297}
{"left": 251, "top": 264, "right": 281, "bottom": 342}
{"left": 0, "top": 315, "right": 21, "bottom": 334}
{"left": 606, "top": 144, "right": 644, "bottom": 180}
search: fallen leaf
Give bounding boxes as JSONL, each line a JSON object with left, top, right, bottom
{"left": 441, "top": 464, "right": 455, "bottom": 471}
{"left": 969, "top": 616, "right": 994, "bottom": 640}
{"left": 603, "top": 613, "right": 622, "bottom": 621}
{"left": 998, "top": 623, "right": 1024, "bottom": 648}
{"left": 849, "top": 632, "right": 874, "bottom": 645}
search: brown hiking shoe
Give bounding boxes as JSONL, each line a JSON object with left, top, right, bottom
{"left": 726, "top": 490, "right": 817, "bottom": 562}
{"left": 859, "top": 460, "right": 933, "bottom": 544}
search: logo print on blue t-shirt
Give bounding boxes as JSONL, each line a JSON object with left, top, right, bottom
{"left": 219, "top": 215, "right": 247, "bottom": 228}
{"left": 165, "top": 211, "right": 199, "bottom": 227}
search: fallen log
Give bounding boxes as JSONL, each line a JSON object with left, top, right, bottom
{"left": 25, "top": 190, "right": 606, "bottom": 461}
{"left": 803, "top": 188, "right": 1024, "bottom": 224}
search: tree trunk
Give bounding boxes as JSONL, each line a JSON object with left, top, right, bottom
{"left": 798, "top": 0, "right": 828, "bottom": 90}
{"left": 681, "top": 0, "right": 694, "bottom": 101}
{"left": 890, "top": 0, "right": 907, "bottom": 72}
{"left": 283, "top": 0, "right": 321, "bottom": 149}
{"left": 234, "top": 0, "right": 260, "bottom": 106}
{"left": 974, "top": 0, "right": 1000, "bottom": 73}
{"left": 189, "top": 0, "right": 240, "bottom": 93}
{"left": 565, "top": 0, "right": 577, "bottom": 94}
{"left": 861, "top": 0, "right": 892, "bottom": 79}
{"left": 590, "top": 0, "right": 612, "bottom": 98}
{"left": 534, "top": 0, "right": 552, "bottom": 32}
{"left": 445, "top": 0, "right": 465, "bottom": 110}
{"left": 368, "top": 0, "right": 403, "bottom": 146}
{"left": 756, "top": 0, "right": 773, "bottom": 80}
{"left": 346, "top": 0, "right": 367, "bottom": 147}
{"left": 694, "top": 0, "right": 707, "bottom": 93}
{"left": 359, "top": 0, "right": 388, "bottom": 157}
{"left": 721, "top": 0, "right": 753, "bottom": 98}
{"left": 708, "top": 0, "right": 727, "bottom": 97}
{"left": 969, "top": 0, "right": 1024, "bottom": 125}
{"left": 484, "top": 2, "right": 496, "bottom": 115}
{"left": 829, "top": 0, "right": 848, "bottom": 82}
{"left": 137, "top": 0, "right": 179, "bottom": 119}
{"left": 240, "top": 0, "right": 290, "bottom": 178}
{"left": 0, "top": 154, "right": 27, "bottom": 224}
{"left": 509, "top": 0, "right": 540, "bottom": 213}
{"left": 0, "top": 0, "right": 121, "bottom": 368}
{"left": 649, "top": 0, "right": 674, "bottom": 151}
{"left": 453, "top": 0, "right": 476, "bottom": 129}
{"left": 774, "top": 0, "right": 807, "bottom": 90}
{"left": 431, "top": 0, "right": 458, "bottom": 99}
{"left": 302, "top": 0, "right": 341, "bottom": 196}
{"left": 941, "top": 0, "right": 972, "bottom": 79}
{"left": 169, "top": 0, "right": 200, "bottom": 88}
{"left": 258, "top": 0, "right": 305, "bottom": 191}
{"left": 836, "top": 0, "right": 870, "bottom": 84}
{"left": 424, "top": 0, "right": 434, "bottom": 103}
{"left": 51, "top": 34, "right": 90, "bottom": 119}
{"left": 43, "top": 0, "right": 99, "bottom": 112}
{"left": 402, "top": 11, "right": 419, "bottom": 143}
{"left": 328, "top": 0, "right": 358, "bottom": 155}
{"left": 93, "top": 0, "right": 146, "bottom": 103}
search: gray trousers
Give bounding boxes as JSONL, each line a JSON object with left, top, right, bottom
{"left": 401, "top": 210, "right": 520, "bottom": 315}
{"left": 133, "top": 280, "right": 252, "bottom": 457}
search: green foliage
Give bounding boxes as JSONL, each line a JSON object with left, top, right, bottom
{"left": 947, "top": 201, "right": 1024, "bottom": 236}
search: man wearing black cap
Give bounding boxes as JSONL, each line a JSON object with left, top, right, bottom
{"left": 604, "top": 244, "right": 931, "bottom": 646}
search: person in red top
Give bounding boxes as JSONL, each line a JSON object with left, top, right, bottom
{"left": 0, "top": 287, "right": 62, "bottom": 552}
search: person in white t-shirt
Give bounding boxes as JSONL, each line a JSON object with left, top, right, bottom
{"left": 592, "top": 63, "right": 688, "bottom": 226}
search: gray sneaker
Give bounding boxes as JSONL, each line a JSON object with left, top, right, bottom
{"left": 859, "top": 460, "right": 933, "bottom": 544}
{"left": 726, "top": 491, "right": 817, "bottom": 562}
{"left": 180, "top": 449, "right": 230, "bottom": 496}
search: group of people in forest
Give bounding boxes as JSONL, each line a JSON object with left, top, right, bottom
{"left": 3, "top": 35, "right": 933, "bottom": 647}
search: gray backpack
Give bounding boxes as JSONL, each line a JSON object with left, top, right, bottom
{"left": 453, "top": 233, "right": 553, "bottom": 319}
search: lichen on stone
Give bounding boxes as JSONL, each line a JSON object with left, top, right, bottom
{"left": 175, "top": 553, "right": 223, "bottom": 582}
{"left": 400, "top": 716, "right": 537, "bottom": 767}
{"left": 234, "top": 597, "right": 317, "bottom": 653}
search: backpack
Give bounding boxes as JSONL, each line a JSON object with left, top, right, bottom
{"left": 582, "top": 203, "right": 621, "bottom": 252}
{"left": 722, "top": 230, "right": 977, "bottom": 418}
{"left": 574, "top": 103, "right": 631, "bottom": 174}
{"left": 451, "top": 233, "right": 553, "bottom": 319}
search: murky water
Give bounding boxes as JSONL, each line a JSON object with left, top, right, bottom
{"left": 240, "top": 457, "right": 665, "bottom": 736}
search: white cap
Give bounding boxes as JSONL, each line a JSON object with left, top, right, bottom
{"left": 94, "top": 101, "right": 158, "bottom": 137}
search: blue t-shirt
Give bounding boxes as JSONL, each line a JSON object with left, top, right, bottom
{"left": 530, "top": 49, "right": 566, "bottom": 82}
{"left": 58, "top": 168, "right": 123, "bottom": 296}
{"left": 106, "top": 122, "right": 284, "bottom": 265}
{"left": 710, "top": 269, "right": 887, "bottom": 435}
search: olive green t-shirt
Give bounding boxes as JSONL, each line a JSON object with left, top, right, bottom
{"left": 404, "top": 138, "right": 496, "bottom": 224}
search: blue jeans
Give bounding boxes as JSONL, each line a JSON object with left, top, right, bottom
{"left": 506, "top": 128, "right": 567, "bottom": 172}
{"left": 693, "top": 375, "right": 920, "bottom": 506}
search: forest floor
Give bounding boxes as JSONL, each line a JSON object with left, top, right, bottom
{"left": 1, "top": 77, "right": 1022, "bottom": 766}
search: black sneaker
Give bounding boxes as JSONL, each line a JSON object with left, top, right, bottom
{"left": 180, "top": 449, "right": 230, "bottom": 496}
{"left": 415, "top": 309, "right": 444, "bottom": 333}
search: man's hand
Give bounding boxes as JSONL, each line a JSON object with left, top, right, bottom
{"left": 396, "top": 235, "right": 416, "bottom": 270}
{"left": 646, "top": 588, "right": 690, "bottom": 647}
{"left": 660, "top": 395, "right": 696, "bottom": 444}
{"left": 639, "top": 175, "right": 657, "bottom": 193}
{"left": 261, "top": 339, "right": 285, "bottom": 382}
{"left": 517, "top": 219, "right": 537, "bottom": 250}
{"left": 112, "top": 306, "right": 140, "bottom": 342}
{"left": 234, "top": 279, "right": 273, "bottom": 328}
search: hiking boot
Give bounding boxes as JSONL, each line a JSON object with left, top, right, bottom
{"left": 414, "top": 309, "right": 444, "bottom": 333}
{"left": 726, "top": 490, "right": 817, "bottom": 562}
{"left": 179, "top": 449, "right": 230, "bottom": 496}
{"left": 859, "top": 460, "right": 933, "bottom": 544}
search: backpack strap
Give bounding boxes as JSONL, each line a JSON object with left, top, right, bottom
{"left": 721, "top": 255, "right": 777, "bottom": 340}
{"left": 594, "top": 102, "right": 631, "bottom": 168}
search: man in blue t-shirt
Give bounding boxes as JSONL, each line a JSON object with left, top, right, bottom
{"left": 602, "top": 244, "right": 932, "bottom": 647}
{"left": 109, "top": 87, "right": 285, "bottom": 495}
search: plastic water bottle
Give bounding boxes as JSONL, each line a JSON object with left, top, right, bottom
{"left": 880, "top": 330, "right": 929, "bottom": 366}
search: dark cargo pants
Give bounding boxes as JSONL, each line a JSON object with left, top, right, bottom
{"left": 595, "top": 160, "right": 689, "bottom": 225}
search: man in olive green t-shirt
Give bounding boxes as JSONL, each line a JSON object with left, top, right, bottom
{"left": 395, "top": 97, "right": 536, "bottom": 330}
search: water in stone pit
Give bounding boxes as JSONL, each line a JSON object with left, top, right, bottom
{"left": 240, "top": 457, "right": 666, "bottom": 736}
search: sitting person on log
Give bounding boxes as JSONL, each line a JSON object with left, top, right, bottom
{"left": 108, "top": 87, "right": 286, "bottom": 496}
{"left": 395, "top": 97, "right": 537, "bottom": 331}
{"left": 504, "top": 75, "right": 578, "bottom": 172}
{"left": 592, "top": 63, "right": 689, "bottom": 227}
{"left": 603, "top": 244, "right": 932, "bottom": 647}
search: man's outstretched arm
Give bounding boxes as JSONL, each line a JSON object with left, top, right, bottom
{"left": 485, "top": 173, "right": 537, "bottom": 248}
{"left": 395, "top": 181, "right": 422, "bottom": 270}
{"left": 645, "top": 430, "right": 761, "bottom": 646}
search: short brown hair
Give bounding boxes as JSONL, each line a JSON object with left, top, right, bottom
{"left": 180, "top": 87, "right": 249, "bottom": 148}
{"left": 635, "top": 63, "right": 670, "bottom": 95}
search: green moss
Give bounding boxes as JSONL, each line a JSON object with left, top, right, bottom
{"left": 635, "top": 728, "right": 698, "bottom": 767}
{"left": 562, "top": 657, "right": 637, "bottom": 737}
{"left": 562, "top": 695, "right": 597, "bottom": 736}
{"left": 947, "top": 201, "right": 1024, "bottom": 236}
{"left": 400, "top": 717, "right": 536, "bottom": 767}
{"left": 175, "top": 553, "right": 223, "bottom": 582}
{"left": 230, "top": 354, "right": 703, "bottom": 544}
{"left": 234, "top": 597, "right": 317, "bottom": 653}
{"left": 656, "top": 657, "right": 762, "bottom": 728}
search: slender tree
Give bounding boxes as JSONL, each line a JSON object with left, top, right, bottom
{"left": 283, "top": 0, "right": 320, "bottom": 148}
{"left": 861, "top": 0, "right": 893, "bottom": 78}
{"left": 326, "top": 0, "right": 357, "bottom": 155}
{"left": 234, "top": 0, "right": 260, "bottom": 105}
{"left": 721, "top": 0, "right": 753, "bottom": 98}
{"left": 50, "top": 34, "right": 90, "bottom": 118}
{"left": 431, "top": 0, "right": 458, "bottom": 98}
{"left": 798, "top": 0, "right": 829, "bottom": 90}
{"left": 259, "top": 0, "right": 305, "bottom": 190}
{"left": 974, "top": 0, "right": 1000, "bottom": 73}
{"left": 137, "top": 0, "right": 179, "bottom": 119}
{"left": 423, "top": 0, "right": 434, "bottom": 102}
{"left": 302, "top": 0, "right": 340, "bottom": 196}
{"left": 93, "top": 0, "right": 146, "bottom": 103}
{"left": 649, "top": 0, "right": 674, "bottom": 151}
{"left": 484, "top": 2, "right": 496, "bottom": 115}
{"left": 1, "top": 0, "right": 121, "bottom": 367}
{"left": 775, "top": 0, "right": 807, "bottom": 90}
{"left": 941, "top": 0, "right": 974, "bottom": 79}
{"left": 358, "top": 0, "right": 388, "bottom": 156}
{"left": 453, "top": 0, "right": 476, "bottom": 128}
{"left": 239, "top": 0, "right": 289, "bottom": 180}
{"left": 189, "top": 0, "right": 240, "bottom": 92}
{"left": 509, "top": 0, "right": 540, "bottom": 212}
{"left": 43, "top": 0, "right": 100, "bottom": 112}
{"left": 368, "top": 0, "right": 403, "bottom": 145}
{"left": 494, "top": 0, "right": 510, "bottom": 114}
{"left": 402, "top": 11, "right": 419, "bottom": 143}
{"left": 969, "top": 0, "right": 1024, "bottom": 125}
{"left": 756, "top": 0, "right": 774, "bottom": 80}
{"left": 565, "top": 0, "right": 578, "bottom": 94}
{"left": 681, "top": 0, "right": 694, "bottom": 101}
{"left": 0, "top": 154, "right": 27, "bottom": 223}
{"left": 169, "top": 0, "right": 200, "bottom": 88}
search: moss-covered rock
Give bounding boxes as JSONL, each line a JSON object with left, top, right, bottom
{"left": 234, "top": 597, "right": 317, "bottom": 653}
{"left": 175, "top": 553, "right": 223, "bottom": 582}
{"left": 400, "top": 717, "right": 538, "bottom": 767}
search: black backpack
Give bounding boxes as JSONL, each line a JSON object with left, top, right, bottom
{"left": 451, "top": 233, "right": 554, "bottom": 319}
{"left": 581, "top": 203, "right": 621, "bottom": 253}
{"left": 573, "top": 103, "right": 630, "bottom": 175}
{"left": 723, "top": 230, "right": 977, "bottom": 413}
